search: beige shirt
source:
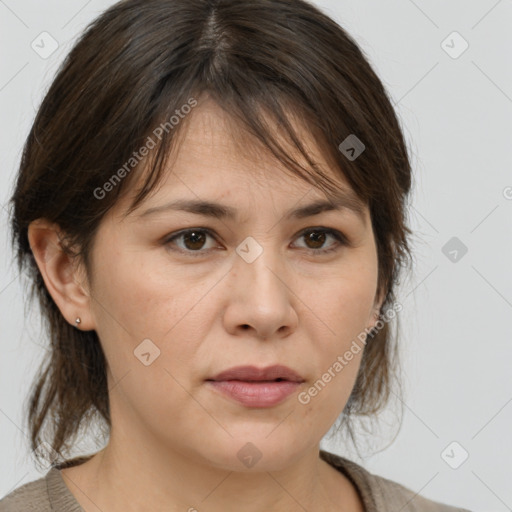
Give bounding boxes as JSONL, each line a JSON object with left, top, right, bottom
{"left": 0, "top": 450, "right": 472, "bottom": 511}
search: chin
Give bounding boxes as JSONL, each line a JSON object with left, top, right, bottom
{"left": 193, "top": 434, "right": 311, "bottom": 473}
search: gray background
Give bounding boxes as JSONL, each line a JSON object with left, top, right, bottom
{"left": 1, "top": 1, "right": 511, "bottom": 511}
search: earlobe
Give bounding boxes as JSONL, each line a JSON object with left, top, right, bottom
{"left": 27, "top": 219, "right": 94, "bottom": 331}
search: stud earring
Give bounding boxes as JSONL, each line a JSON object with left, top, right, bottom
{"left": 75, "top": 317, "right": 82, "bottom": 328}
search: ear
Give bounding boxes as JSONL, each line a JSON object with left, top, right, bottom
{"left": 27, "top": 218, "right": 95, "bottom": 331}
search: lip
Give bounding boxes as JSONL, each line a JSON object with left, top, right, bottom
{"left": 209, "top": 365, "right": 304, "bottom": 383}
{"left": 206, "top": 365, "right": 305, "bottom": 408}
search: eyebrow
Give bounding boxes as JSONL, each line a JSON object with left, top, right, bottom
{"left": 137, "top": 190, "right": 367, "bottom": 225}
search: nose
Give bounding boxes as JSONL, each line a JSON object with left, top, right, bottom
{"left": 222, "top": 242, "right": 299, "bottom": 340}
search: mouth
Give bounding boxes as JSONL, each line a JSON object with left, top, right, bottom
{"left": 206, "top": 364, "right": 305, "bottom": 383}
{"left": 205, "top": 365, "right": 305, "bottom": 408}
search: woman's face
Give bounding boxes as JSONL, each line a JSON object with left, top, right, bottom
{"left": 81, "top": 98, "right": 382, "bottom": 471}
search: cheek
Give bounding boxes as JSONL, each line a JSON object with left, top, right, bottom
{"left": 106, "top": 362, "right": 209, "bottom": 453}
{"left": 89, "top": 250, "right": 217, "bottom": 388}
{"left": 305, "top": 265, "right": 377, "bottom": 346}
{"left": 297, "top": 351, "right": 362, "bottom": 435}
{"left": 89, "top": 254, "right": 211, "bottom": 432}
{"left": 91, "top": 247, "right": 208, "bottom": 339}
{"left": 298, "top": 260, "right": 376, "bottom": 414}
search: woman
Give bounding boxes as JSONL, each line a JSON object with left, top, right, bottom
{"left": 0, "top": 0, "right": 471, "bottom": 510}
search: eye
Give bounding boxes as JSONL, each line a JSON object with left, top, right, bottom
{"left": 292, "top": 227, "right": 350, "bottom": 254}
{"left": 163, "top": 227, "right": 350, "bottom": 258}
{"left": 164, "top": 228, "right": 219, "bottom": 257}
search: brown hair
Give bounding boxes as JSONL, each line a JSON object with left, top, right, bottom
{"left": 9, "top": 0, "right": 414, "bottom": 468}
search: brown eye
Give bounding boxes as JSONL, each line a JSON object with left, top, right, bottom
{"left": 304, "top": 230, "right": 327, "bottom": 249}
{"left": 164, "top": 226, "right": 349, "bottom": 258}
{"left": 181, "top": 230, "right": 208, "bottom": 250}
{"left": 293, "top": 228, "right": 349, "bottom": 255}
{"left": 164, "top": 228, "right": 218, "bottom": 257}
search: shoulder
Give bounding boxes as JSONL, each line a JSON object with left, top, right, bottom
{"left": 320, "top": 450, "right": 473, "bottom": 512}
{"left": 0, "top": 456, "right": 91, "bottom": 512}
{"left": 366, "top": 470, "right": 472, "bottom": 512}
{"left": 0, "top": 473, "right": 52, "bottom": 512}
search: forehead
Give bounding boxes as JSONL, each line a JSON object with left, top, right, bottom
{"left": 176, "top": 97, "right": 338, "bottom": 180}
{"left": 118, "top": 97, "right": 368, "bottom": 223}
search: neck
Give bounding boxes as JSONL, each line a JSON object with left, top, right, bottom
{"left": 59, "top": 403, "right": 362, "bottom": 511}
{"left": 59, "top": 436, "right": 363, "bottom": 512}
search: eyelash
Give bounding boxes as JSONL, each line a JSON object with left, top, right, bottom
{"left": 163, "top": 227, "right": 350, "bottom": 258}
